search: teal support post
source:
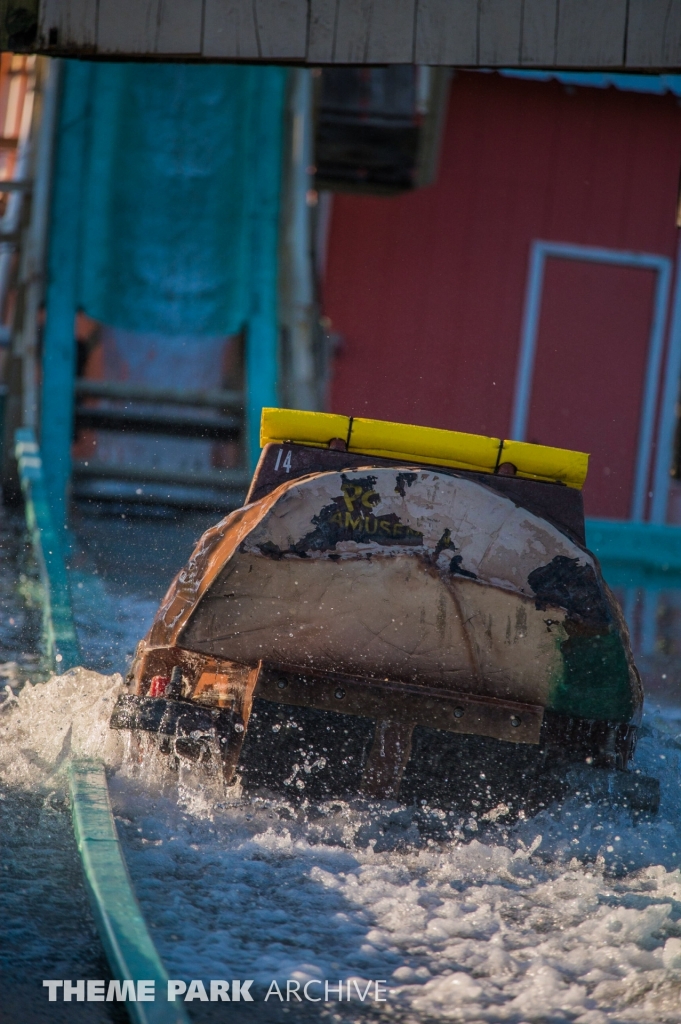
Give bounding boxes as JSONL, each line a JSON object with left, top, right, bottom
{"left": 15, "top": 428, "right": 82, "bottom": 670}
{"left": 245, "top": 67, "right": 288, "bottom": 470}
{"left": 41, "top": 60, "right": 91, "bottom": 529}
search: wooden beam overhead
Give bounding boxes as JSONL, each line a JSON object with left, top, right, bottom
{"left": 5, "top": 0, "right": 681, "bottom": 67}
{"left": 625, "top": 0, "right": 681, "bottom": 68}
{"left": 555, "top": 0, "right": 628, "bottom": 68}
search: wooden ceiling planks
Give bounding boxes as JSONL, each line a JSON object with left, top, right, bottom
{"left": 555, "top": 0, "right": 629, "bottom": 69}
{"left": 414, "top": 1, "right": 478, "bottom": 66}
{"left": 7, "top": 0, "right": 681, "bottom": 67}
{"left": 479, "top": 0, "right": 523, "bottom": 67}
{"left": 37, "top": 0, "right": 97, "bottom": 52}
{"left": 519, "top": 0, "right": 558, "bottom": 67}
{"left": 202, "top": 1, "right": 261, "bottom": 60}
{"left": 626, "top": 0, "right": 681, "bottom": 69}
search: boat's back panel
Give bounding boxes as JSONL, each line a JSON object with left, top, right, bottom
{"left": 113, "top": 440, "right": 643, "bottom": 812}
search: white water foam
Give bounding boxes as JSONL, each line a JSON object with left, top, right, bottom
{"left": 0, "top": 668, "right": 126, "bottom": 791}
{"left": 3, "top": 669, "right": 681, "bottom": 1022}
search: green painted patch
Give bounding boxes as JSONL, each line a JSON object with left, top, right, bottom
{"left": 551, "top": 629, "right": 634, "bottom": 723}
{"left": 529, "top": 554, "right": 636, "bottom": 724}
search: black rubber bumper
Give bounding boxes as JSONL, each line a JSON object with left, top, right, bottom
{"left": 110, "top": 693, "right": 242, "bottom": 763}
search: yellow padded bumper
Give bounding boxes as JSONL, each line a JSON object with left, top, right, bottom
{"left": 260, "top": 408, "right": 589, "bottom": 489}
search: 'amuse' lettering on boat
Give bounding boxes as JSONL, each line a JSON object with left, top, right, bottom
{"left": 111, "top": 409, "right": 659, "bottom": 817}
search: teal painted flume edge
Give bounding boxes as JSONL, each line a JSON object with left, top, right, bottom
{"left": 16, "top": 428, "right": 185, "bottom": 1021}
{"left": 69, "top": 760, "right": 190, "bottom": 1024}
{"left": 15, "top": 427, "right": 82, "bottom": 671}
{"left": 586, "top": 517, "right": 681, "bottom": 588}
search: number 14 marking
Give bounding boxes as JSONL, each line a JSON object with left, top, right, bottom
{"left": 274, "top": 448, "right": 292, "bottom": 473}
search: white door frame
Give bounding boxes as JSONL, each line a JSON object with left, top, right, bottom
{"left": 511, "top": 239, "right": 673, "bottom": 522}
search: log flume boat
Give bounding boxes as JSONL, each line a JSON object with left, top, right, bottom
{"left": 111, "top": 409, "right": 659, "bottom": 817}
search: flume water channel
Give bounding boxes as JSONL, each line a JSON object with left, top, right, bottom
{"left": 1, "top": 505, "right": 681, "bottom": 1023}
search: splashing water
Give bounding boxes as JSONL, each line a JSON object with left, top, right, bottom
{"left": 2, "top": 664, "right": 681, "bottom": 1023}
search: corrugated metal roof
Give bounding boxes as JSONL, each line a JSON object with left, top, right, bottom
{"left": 498, "top": 70, "right": 681, "bottom": 97}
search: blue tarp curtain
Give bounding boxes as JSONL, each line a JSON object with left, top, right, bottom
{"left": 42, "top": 60, "right": 288, "bottom": 521}
{"left": 78, "top": 62, "right": 285, "bottom": 336}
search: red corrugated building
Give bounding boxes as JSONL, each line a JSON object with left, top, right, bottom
{"left": 322, "top": 71, "right": 681, "bottom": 523}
